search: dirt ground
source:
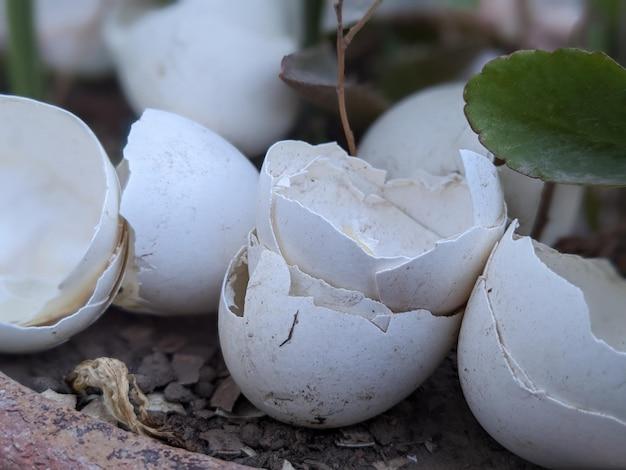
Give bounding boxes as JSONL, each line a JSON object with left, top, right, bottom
{"left": 0, "top": 308, "right": 538, "bottom": 470}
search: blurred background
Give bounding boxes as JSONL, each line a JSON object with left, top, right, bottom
{"left": 1, "top": 0, "right": 624, "bottom": 264}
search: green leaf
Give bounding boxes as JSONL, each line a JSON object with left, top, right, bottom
{"left": 464, "top": 48, "right": 626, "bottom": 186}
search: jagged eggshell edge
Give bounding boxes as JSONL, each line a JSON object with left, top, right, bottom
{"left": 219, "top": 235, "right": 461, "bottom": 428}
{"left": 458, "top": 222, "right": 626, "bottom": 469}
{"left": 0, "top": 219, "right": 128, "bottom": 354}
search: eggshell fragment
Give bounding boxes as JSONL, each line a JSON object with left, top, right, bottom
{"left": 219, "top": 233, "right": 461, "bottom": 428}
{"left": 0, "top": 0, "right": 118, "bottom": 76}
{"left": 358, "top": 82, "right": 583, "bottom": 245}
{"left": 105, "top": 0, "right": 299, "bottom": 156}
{"left": 257, "top": 140, "right": 506, "bottom": 314}
{"left": 0, "top": 219, "right": 128, "bottom": 354}
{"left": 0, "top": 95, "right": 120, "bottom": 330}
{"left": 458, "top": 222, "right": 626, "bottom": 469}
{"left": 114, "top": 109, "right": 258, "bottom": 315}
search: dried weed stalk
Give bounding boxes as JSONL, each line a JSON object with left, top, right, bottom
{"left": 334, "top": 0, "right": 381, "bottom": 156}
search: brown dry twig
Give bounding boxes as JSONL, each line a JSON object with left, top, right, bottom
{"left": 334, "top": 0, "right": 381, "bottom": 156}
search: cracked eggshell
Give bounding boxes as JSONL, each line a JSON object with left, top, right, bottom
{"left": 458, "top": 222, "right": 626, "bottom": 469}
{"left": 105, "top": 0, "right": 300, "bottom": 156}
{"left": 219, "top": 233, "right": 462, "bottom": 428}
{"left": 0, "top": 0, "right": 120, "bottom": 76}
{"left": 358, "top": 82, "right": 583, "bottom": 245}
{"left": 0, "top": 95, "right": 124, "bottom": 352}
{"left": 0, "top": 221, "right": 128, "bottom": 354}
{"left": 114, "top": 109, "right": 258, "bottom": 316}
{"left": 258, "top": 140, "right": 506, "bottom": 314}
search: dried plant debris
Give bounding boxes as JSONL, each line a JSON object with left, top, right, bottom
{"left": 69, "top": 357, "right": 167, "bottom": 437}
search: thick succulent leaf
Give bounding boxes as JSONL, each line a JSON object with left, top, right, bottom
{"left": 280, "top": 44, "right": 389, "bottom": 128}
{"left": 464, "top": 48, "right": 626, "bottom": 186}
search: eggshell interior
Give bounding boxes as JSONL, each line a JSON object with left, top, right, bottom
{"left": 0, "top": 96, "right": 120, "bottom": 326}
{"left": 258, "top": 140, "right": 505, "bottom": 314}
{"left": 0, "top": 219, "right": 128, "bottom": 354}
{"left": 458, "top": 222, "right": 626, "bottom": 468}
{"left": 219, "top": 233, "right": 461, "bottom": 428}
{"left": 358, "top": 81, "right": 583, "bottom": 244}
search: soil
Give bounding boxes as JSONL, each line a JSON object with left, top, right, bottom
{"left": 0, "top": 308, "right": 537, "bottom": 470}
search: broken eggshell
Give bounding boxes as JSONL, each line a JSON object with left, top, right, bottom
{"left": 0, "top": 0, "right": 121, "bottom": 76}
{"left": 0, "top": 95, "right": 125, "bottom": 353}
{"left": 114, "top": 109, "right": 258, "bottom": 315}
{"left": 257, "top": 140, "right": 506, "bottom": 315}
{"left": 458, "top": 222, "right": 626, "bottom": 469}
{"left": 219, "top": 232, "right": 462, "bottom": 428}
{"left": 358, "top": 82, "right": 583, "bottom": 245}
{"left": 105, "top": 0, "right": 300, "bottom": 156}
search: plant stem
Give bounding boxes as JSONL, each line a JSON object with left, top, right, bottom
{"left": 6, "top": 0, "right": 44, "bottom": 99}
{"left": 531, "top": 182, "right": 556, "bottom": 240}
{"left": 333, "top": 0, "right": 381, "bottom": 156}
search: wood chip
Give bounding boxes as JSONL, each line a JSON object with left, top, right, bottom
{"left": 210, "top": 376, "right": 241, "bottom": 412}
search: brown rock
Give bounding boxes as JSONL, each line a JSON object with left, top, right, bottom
{"left": 0, "top": 372, "right": 251, "bottom": 469}
{"left": 172, "top": 353, "right": 204, "bottom": 385}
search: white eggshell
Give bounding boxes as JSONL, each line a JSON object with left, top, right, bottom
{"left": 458, "top": 222, "right": 626, "bottom": 468}
{"left": 219, "top": 233, "right": 461, "bottom": 428}
{"left": 105, "top": 0, "right": 299, "bottom": 156}
{"left": 358, "top": 81, "right": 584, "bottom": 244}
{"left": 114, "top": 109, "right": 258, "bottom": 315}
{"left": 257, "top": 140, "right": 506, "bottom": 314}
{"left": 0, "top": 220, "right": 128, "bottom": 354}
{"left": 0, "top": 0, "right": 118, "bottom": 76}
{"left": 0, "top": 95, "right": 120, "bottom": 329}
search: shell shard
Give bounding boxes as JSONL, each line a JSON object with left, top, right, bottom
{"left": 258, "top": 140, "right": 506, "bottom": 314}
{"left": 459, "top": 222, "right": 626, "bottom": 468}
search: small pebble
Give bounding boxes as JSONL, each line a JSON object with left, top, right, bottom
{"left": 164, "top": 382, "right": 195, "bottom": 403}
{"left": 31, "top": 376, "right": 70, "bottom": 394}
{"left": 194, "top": 381, "right": 215, "bottom": 399}
{"left": 172, "top": 353, "right": 204, "bottom": 385}
{"left": 241, "top": 423, "right": 263, "bottom": 447}
{"left": 137, "top": 352, "right": 175, "bottom": 392}
{"left": 191, "top": 398, "right": 208, "bottom": 411}
{"left": 198, "top": 365, "right": 217, "bottom": 383}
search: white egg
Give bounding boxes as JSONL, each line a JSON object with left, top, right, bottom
{"left": 257, "top": 140, "right": 506, "bottom": 314}
{"left": 358, "top": 82, "right": 583, "bottom": 245}
{"left": 114, "top": 109, "right": 258, "bottom": 315}
{"left": 0, "top": 0, "right": 119, "bottom": 76}
{"left": 105, "top": 0, "right": 300, "bottom": 156}
{"left": 219, "top": 231, "right": 461, "bottom": 428}
{"left": 458, "top": 222, "right": 626, "bottom": 468}
{"left": 0, "top": 95, "right": 125, "bottom": 353}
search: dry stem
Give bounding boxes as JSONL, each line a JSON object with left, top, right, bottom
{"left": 334, "top": 0, "right": 381, "bottom": 156}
